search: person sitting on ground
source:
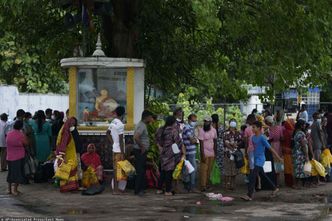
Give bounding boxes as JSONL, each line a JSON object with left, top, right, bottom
{"left": 241, "top": 121, "right": 282, "bottom": 201}
{"left": 81, "top": 143, "right": 103, "bottom": 182}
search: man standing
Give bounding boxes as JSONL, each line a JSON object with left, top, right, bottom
{"left": 0, "top": 113, "right": 8, "bottom": 171}
{"left": 106, "top": 106, "right": 126, "bottom": 194}
{"left": 133, "top": 110, "right": 154, "bottom": 196}
{"left": 326, "top": 105, "right": 332, "bottom": 148}
{"left": 182, "top": 114, "right": 198, "bottom": 192}
{"left": 45, "top": 108, "right": 53, "bottom": 123}
{"left": 297, "top": 104, "right": 309, "bottom": 123}
{"left": 311, "top": 112, "right": 325, "bottom": 161}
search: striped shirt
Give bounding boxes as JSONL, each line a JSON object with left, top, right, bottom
{"left": 182, "top": 124, "right": 197, "bottom": 155}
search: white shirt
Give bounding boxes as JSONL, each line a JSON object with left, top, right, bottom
{"left": 0, "top": 120, "right": 7, "bottom": 147}
{"left": 108, "top": 118, "right": 124, "bottom": 153}
{"left": 299, "top": 110, "right": 309, "bottom": 123}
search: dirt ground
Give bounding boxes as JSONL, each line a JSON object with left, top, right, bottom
{"left": 0, "top": 172, "right": 332, "bottom": 221}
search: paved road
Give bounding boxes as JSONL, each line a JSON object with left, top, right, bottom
{"left": 0, "top": 172, "right": 331, "bottom": 221}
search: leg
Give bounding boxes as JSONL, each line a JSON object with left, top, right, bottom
{"left": 206, "top": 157, "right": 214, "bottom": 188}
{"left": 7, "top": 183, "right": 11, "bottom": 194}
{"left": 134, "top": 150, "right": 146, "bottom": 194}
{"left": 165, "top": 170, "right": 173, "bottom": 194}
{"left": 187, "top": 155, "right": 197, "bottom": 191}
{"left": 200, "top": 158, "right": 208, "bottom": 190}
{"left": 247, "top": 166, "right": 259, "bottom": 198}
{"left": 158, "top": 170, "right": 166, "bottom": 191}
{"left": 113, "top": 153, "right": 120, "bottom": 193}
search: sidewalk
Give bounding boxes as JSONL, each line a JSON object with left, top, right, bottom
{"left": 0, "top": 171, "right": 331, "bottom": 221}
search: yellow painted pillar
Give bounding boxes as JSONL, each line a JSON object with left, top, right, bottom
{"left": 68, "top": 67, "right": 77, "bottom": 118}
{"left": 126, "top": 67, "right": 135, "bottom": 130}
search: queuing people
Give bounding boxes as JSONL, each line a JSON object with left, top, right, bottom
{"left": 55, "top": 117, "right": 80, "bottom": 192}
{"left": 30, "top": 110, "right": 52, "bottom": 163}
{"left": 223, "top": 119, "right": 242, "bottom": 190}
{"left": 292, "top": 119, "right": 310, "bottom": 189}
{"left": 198, "top": 116, "right": 217, "bottom": 192}
{"left": 211, "top": 114, "right": 225, "bottom": 180}
{"left": 106, "top": 106, "right": 126, "bottom": 194}
{"left": 133, "top": 110, "right": 154, "bottom": 196}
{"left": 281, "top": 119, "right": 295, "bottom": 187}
{"left": 311, "top": 112, "right": 325, "bottom": 161}
{"left": 156, "top": 116, "right": 184, "bottom": 196}
{"left": 182, "top": 114, "right": 199, "bottom": 192}
{"left": 6, "top": 120, "right": 28, "bottom": 195}
{"left": 241, "top": 121, "right": 282, "bottom": 201}
{"left": 0, "top": 113, "right": 8, "bottom": 171}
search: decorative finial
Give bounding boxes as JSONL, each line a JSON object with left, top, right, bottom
{"left": 92, "top": 33, "right": 106, "bottom": 57}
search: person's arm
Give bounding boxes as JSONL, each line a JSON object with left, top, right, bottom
{"left": 300, "top": 137, "right": 310, "bottom": 161}
{"left": 106, "top": 129, "right": 113, "bottom": 145}
{"left": 199, "top": 140, "right": 205, "bottom": 163}
{"left": 119, "top": 134, "right": 124, "bottom": 156}
{"left": 134, "top": 129, "right": 145, "bottom": 154}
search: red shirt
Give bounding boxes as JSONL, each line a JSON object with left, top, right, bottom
{"left": 81, "top": 152, "right": 102, "bottom": 170}
{"left": 6, "top": 129, "right": 27, "bottom": 161}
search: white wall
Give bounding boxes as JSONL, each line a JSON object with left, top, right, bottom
{"left": 240, "top": 95, "right": 264, "bottom": 117}
{"left": 0, "top": 85, "right": 68, "bottom": 120}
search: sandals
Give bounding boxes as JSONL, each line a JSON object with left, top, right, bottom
{"left": 156, "top": 190, "right": 164, "bottom": 195}
{"left": 241, "top": 196, "right": 252, "bottom": 201}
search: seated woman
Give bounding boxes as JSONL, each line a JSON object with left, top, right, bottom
{"left": 81, "top": 143, "right": 103, "bottom": 182}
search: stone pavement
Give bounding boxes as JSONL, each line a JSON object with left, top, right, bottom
{"left": 0, "top": 172, "right": 331, "bottom": 221}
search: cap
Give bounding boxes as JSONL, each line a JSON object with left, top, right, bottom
{"left": 204, "top": 116, "right": 212, "bottom": 122}
{"left": 265, "top": 116, "right": 274, "bottom": 124}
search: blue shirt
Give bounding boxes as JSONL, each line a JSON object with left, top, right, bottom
{"left": 182, "top": 124, "right": 196, "bottom": 155}
{"left": 252, "top": 134, "right": 271, "bottom": 167}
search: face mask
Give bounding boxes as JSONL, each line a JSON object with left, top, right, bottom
{"left": 70, "top": 126, "right": 75, "bottom": 132}
{"left": 51, "top": 115, "right": 55, "bottom": 120}
{"left": 190, "top": 122, "right": 197, "bottom": 128}
{"left": 176, "top": 118, "right": 182, "bottom": 122}
{"left": 317, "top": 119, "right": 322, "bottom": 123}
{"left": 203, "top": 123, "right": 211, "bottom": 131}
{"left": 230, "top": 121, "right": 237, "bottom": 128}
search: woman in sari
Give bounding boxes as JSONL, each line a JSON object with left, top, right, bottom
{"left": 281, "top": 119, "right": 295, "bottom": 187}
{"left": 55, "top": 117, "right": 79, "bottom": 192}
{"left": 156, "top": 116, "right": 184, "bottom": 196}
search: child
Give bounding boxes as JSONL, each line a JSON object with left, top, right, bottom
{"left": 81, "top": 143, "right": 103, "bottom": 182}
{"left": 242, "top": 121, "right": 282, "bottom": 201}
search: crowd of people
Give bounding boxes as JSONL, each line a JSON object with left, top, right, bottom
{"left": 1, "top": 104, "right": 332, "bottom": 201}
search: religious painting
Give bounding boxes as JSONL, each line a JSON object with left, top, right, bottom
{"left": 77, "top": 68, "right": 127, "bottom": 125}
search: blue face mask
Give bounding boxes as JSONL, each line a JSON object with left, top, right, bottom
{"left": 190, "top": 121, "right": 197, "bottom": 128}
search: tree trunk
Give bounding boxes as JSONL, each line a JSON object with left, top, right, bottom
{"left": 102, "top": 0, "right": 141, "bottom": 58}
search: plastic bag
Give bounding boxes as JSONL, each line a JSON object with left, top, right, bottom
{"left": 172, "top": 159, "right": 184, "bottom": 180}
{"left": 240, "top": 157, "right": 250, "bottom": 175}
{"left": 54, "top": 161, "right": 71, "bottom": 181}
{"left": 184, "top": 160, "right": 195, "bottom": 174}
{"left": 117, "top": 160, "right": 136, "bottom": 176}
{"left": 116, "top": 165, "right": 127, "bottom": 181}
{"left": 209, "top": 161, "right": 221, "bottom": 185}
{"left": 304, "top": 161, "right": 312, "bottom": 175}
{"left": 321, "top": 149, "right": 332, "bottom": 168}
{"left": 274, "top": 162, "right": 284, "bottom": 173}
{"left": 263, "top": 161, "right": 272, "bottom": 173}
{"left": 311, "top": 160, "right": 326, "bottom": 177}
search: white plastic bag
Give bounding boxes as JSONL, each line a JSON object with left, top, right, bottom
{"left": 171, "top": 143, "right": 180, "bottom": 154}
{"left": 263, "top": 161, "right": 272, "bottom": 173}
{"left": 304, "top": 161, "right": 312, "bottom": 175}
{"left": 184, "top": 160, "right": 195, "bottom": 174}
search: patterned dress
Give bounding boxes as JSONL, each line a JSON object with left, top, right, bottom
{"left": 223, "top": 130, "right": 242, "bottom": 176}
{"left": 215, "top": 126, "right": 225, "bottom": 173}
{"left": 293, "top": 130, "right": 309, "bottom": 179}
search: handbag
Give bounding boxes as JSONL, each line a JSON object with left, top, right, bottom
{"left": 209, "top": 161, "right": 221, "bottom": 185}
{"left": 172, "top": 159, "right": 184, "bottom": 180}
{"left": 233, "top": 149, "right": 245, "bottom": 169}
{"left": 54, "top": 160, "right": 71, "bottom": 181}
{"left": 24, "top": 152, "right": 37, "bottom": 177}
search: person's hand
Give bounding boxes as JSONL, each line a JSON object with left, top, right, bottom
{"left": 182, "top": 154, "right": 186, "bottom": 160}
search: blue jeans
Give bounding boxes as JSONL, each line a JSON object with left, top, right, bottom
{"left": 186, "top": 154, "right": 197, "bottom": 190}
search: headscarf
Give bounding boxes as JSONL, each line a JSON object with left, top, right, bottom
{"left": 56, "top": 117, "right": 76, "bottom": 155}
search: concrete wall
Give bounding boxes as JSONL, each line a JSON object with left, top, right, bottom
{"left": 0, "top": 85, "right": 68, "bottom": 120}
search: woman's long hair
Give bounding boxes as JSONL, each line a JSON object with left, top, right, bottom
{"left": 161, "top": 116, "right": 176, "bottom": 142}
{"left": 36, "top": 110, "right": 46, "bottom": 132}
{"left": 211, "top": 114, "right": 219, "bottom": 134}
{"left": 292, "top": 119, "right": 306, "bottom": 138}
